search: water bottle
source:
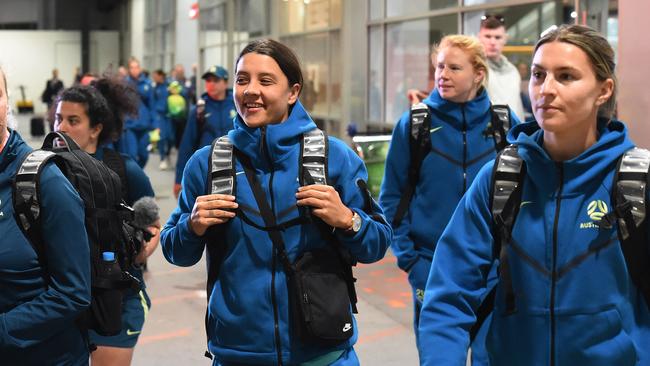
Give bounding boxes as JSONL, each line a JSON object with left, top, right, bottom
{"left": 93, "top": 251, "right": 124, "bottom": 335}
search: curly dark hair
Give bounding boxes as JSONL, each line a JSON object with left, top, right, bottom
{"left": 57, "top": 76, "right": 139, "bottom": 144}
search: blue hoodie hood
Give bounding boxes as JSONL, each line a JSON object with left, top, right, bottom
{"left": 422, "top": 87, "right": 492, "bottom": 130}
{"left": 229, "top": 100, "right": 317, "bottom": 164}
{"left": 509, "top": 119, "right": 634, "bottom": 195}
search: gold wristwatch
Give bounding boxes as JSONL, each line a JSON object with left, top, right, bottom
{"left": 347, "top": 211, "right": 362, "bottom": 233}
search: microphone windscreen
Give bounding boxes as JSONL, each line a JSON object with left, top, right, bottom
{"left": 133, "top": 196, "right": 160, "bottom": 228}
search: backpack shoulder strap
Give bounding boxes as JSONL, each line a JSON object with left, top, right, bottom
{"left": 392, "top": 102, "right": 431, "bottom": 227}
{"left": 207, "top": 135, "right": 236, "bottom": 196}
{"left": 102, "top": 148, "right": 129, "bottom": 201}
{"left": 12, "top": 149, "right": 60, "bottom": 284}
{"left": 470, "top": 144, "right": 525, "bottom": 341}
{"left": 300, "top": 128, "right": 328, "bottom": 186}
{"left": 196, "top": 99, "right": 207, "bottom": 137}
{"left": 602, "top": 147, "right": 650, "bottom": 310}
{"left": 612, "top": 147, "right": 650, "bottom": 236}
{"left": 203, "top": 134, "right": 235, "bottom": 359}
{"left": 488, "top": 104, "right": 512, "bottom": 152}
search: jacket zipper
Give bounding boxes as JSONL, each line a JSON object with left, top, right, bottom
{"left": 461, "top": 105, "right": 468, "bottom": 192}
{"left": 550, "top": 163, "right": 564, "bottom": 366}
{"left": 261, "top": 127, "right": 284, "bottom": 365}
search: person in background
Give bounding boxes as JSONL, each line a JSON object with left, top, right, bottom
{"left": 152, "top": 69, "right": 174, "bottom": 170}
{"left": 406, "top": 46, "right": 437, "bottom": 105}
{"left": 161, "top": 38, "right": 392, "bottom": 365}
{"left": 173, "top": 63, "right": 194, "bottom": 103}
{"left": 517, "top": 61, "right": 533, "bottom": 120}
{"left": 116, "top": 57, "right": 154, "bottom": 168}
{"left": 1, "top": 66, "right": 91, "bottom": 365}
{"left": 187, "top": 63, "right": 198, "bottom": 105}
{"left": 118, "top": 66, "right": 128, "bottom": 80}
{"left": 478, "top": 14, "right": 525, "bottom": 120}
{"left": 42, "top": 68, "right": 65, "bottom": 130}
{"left": 379, "top": 35, "right": 520, "bottom": 361}
{"left": 54, "top": 76, "right": 159, "bottom": 366}
{"left": 73, "top": 66, "right": 83, "bottom": 85}
{"left": 419, "top": 24, "right": 650, "bottom": 366}
{"left": 173, "top": 65, "right": 236, "bottom": 198}
{"left": 42, "top": 68, "right": 64, "bottom": 110}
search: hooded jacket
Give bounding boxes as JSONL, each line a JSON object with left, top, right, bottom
{"left": 379, "top": 88, "right": 520, "bottom": 272}
{"left": 487, "top": 55, "right": 525, "bottom": 121}
{"left": 174, "top": 91, "right": 237, "bottom": 184}
{"left": 420, "top": 120, "right": 650, "bottom": 366}
{"left": 124, "top": 74, "right": 154, "bottom": 132}
{"left": 0, "top": 130, "right": 91, "bottom": 365}
{"left": 161, "top": 101, "right": 392, "bottom": 364}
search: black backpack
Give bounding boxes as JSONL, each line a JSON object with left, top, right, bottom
{"left": 201, "top": 128, "right": 382, "bottom": 358}
{"left": 469, "top": 144, "right": 650, "bottom": 341}
{"left": 392, "top": 102, "right": 512, "bottom": 226}
{"left": 12, "top": 132, "right": 142, "bottom": 338}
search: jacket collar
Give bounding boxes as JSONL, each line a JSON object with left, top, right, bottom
{"left": 0, "top": 129, "right": 29, "bottom": 173}
{"left": 508, "top": 119, "right": 635, "bottom": 195}
{"left": 423, "top": 88, "right": 491, "bottom": 130}
{"left": 228, "top": 100, "right": 317, "bottom": 165}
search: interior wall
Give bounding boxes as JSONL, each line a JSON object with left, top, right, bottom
{"left": 0, "top": 30, "right": 119, "bottom": 114}
{"left": 618, "top": 0, "right": 650, "bottom": 148}
{"left": 129, "top": 0, "right": 145, "bottom": 62}
{"left": 176, "top": 0, "right": 200, "bottom": 73}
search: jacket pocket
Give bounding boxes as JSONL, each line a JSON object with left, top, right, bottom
{"left": 556, "top": 307, "right": 637, "bottom": 366}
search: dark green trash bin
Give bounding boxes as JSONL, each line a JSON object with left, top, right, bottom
{"left": 352, "top": 135, "right": 391, "bottom": 197}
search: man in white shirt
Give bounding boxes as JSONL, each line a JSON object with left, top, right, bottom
{"left": 478, "top": 14, "right": 525, "bottom": 121}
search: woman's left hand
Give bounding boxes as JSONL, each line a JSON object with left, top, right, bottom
{"left": 296, "top": 184, "right": 353, "bottom": 229}
{"left": 135, "top": 222, "right": 161, "bottom": 264}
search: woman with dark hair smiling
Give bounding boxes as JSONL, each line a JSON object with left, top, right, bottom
{"left": 161, "top": 39, "right": 391, "bottom": 365}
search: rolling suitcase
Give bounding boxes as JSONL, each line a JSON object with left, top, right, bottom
{"left": 30, "top": 117, "right": 45, "bottom": 137}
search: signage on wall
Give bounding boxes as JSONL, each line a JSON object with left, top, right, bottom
{"left": 189, "top": 2, "right": 199, "bottom": 20}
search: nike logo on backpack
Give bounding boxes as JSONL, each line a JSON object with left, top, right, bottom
{"left": 126, "top": 329, "right": 141, "bottom": 336}
{"left": 342, "top": 323, "right": 352, "bottom": 332}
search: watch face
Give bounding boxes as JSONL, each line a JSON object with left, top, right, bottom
{"left": 352, "top": 213, "right": 362, "bottom": 232}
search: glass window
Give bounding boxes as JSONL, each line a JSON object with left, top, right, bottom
{"left": 162, "top": 24, "right": 174, "bottom": 53}
{"left": 201, "top": 4, "right": 227, "bottom": 46}
{"left": 369, "top": 0, "right": 383, "bottom": 20}
{"left": 368, "top": 26, "right": 384, "bottom": 124}
{"left": 329, "top": 31, "right": 341, "bottom": 119}
{"left": 385, "top": 14, "right": 457, "bottom": 123}
{"left": 201, "top": 0, "right": 222, "bottom": 7}
{"left": 280, "top": 0, "right": 342, "bottom": 34}
{"left": 143, "top": 55, "right": 154, "bottom": 71}
{"left": 386, "top": 0, "right": 457, "bottom": 18}
{"left": 234, "top": 0, "right": 270, "bottom": 42}
{"left": 145, "top": 2, "right": 156, "bottom": 28}
{"left": 144, "top": 31, "right": 155, "bottom": 56}
{"left": 159, "top": 0, "right": 175, "bottom": 24}
{"left": 285, "top": 34, "right": 329, "bottom": 117}
{"left": 464, "top": 3, "right": 557, "bottom": 66}
{"left": 203, "top": 45, "right": 227, "bottom": 75}
{"left": 464, "top": 0, "right": 502, "bottom": 5}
